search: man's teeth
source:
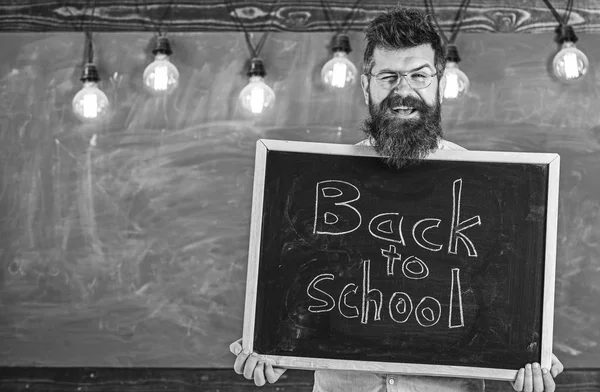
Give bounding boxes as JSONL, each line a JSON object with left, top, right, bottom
{"left": 392, "top": 106, "right": 416, "bottom": 115}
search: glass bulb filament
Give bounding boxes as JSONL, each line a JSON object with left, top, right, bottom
{"left": 83, "top": 93, "right": 98, "bottom": 119}
{"left": 153, "top": 65, "right": 169, "bottom": 91}
{"left": 331, "top": 62, "right": 348, "bottom": 88}
{"left": 238, "top": 76, "right": 276, "bottom": 116}
{"left": 143, "top": 54, "right": 180, "bottom": 95}
{"left": 72, "top": 81, "right": 110, "bottom": 122}
{"left": 321, "top": 51, "right": 357, "bottom": 89}
{"left": 250, "top": 86, "right": 265, "bottom": 114}
{"left": 445, "top": 73, "right": 460, "bottom": 100}
{"left": 563, "top": 52, "right": 578, "bottom": 79}
{"left": 443, "top": 62, "right": 470, "bottom": 101}
{"left": 553, "top": 42, "right": 589, "bottom": 83}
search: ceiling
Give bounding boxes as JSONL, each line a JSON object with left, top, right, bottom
{"left": 0, "top": 0, "right": 598, "bottom": 34}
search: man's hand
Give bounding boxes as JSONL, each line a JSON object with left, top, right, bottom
{"left": 510, "top": 354, "right": 564, "bottom": 392}
{"left": 229, "top": 338, "right": 287, "bottom": 386}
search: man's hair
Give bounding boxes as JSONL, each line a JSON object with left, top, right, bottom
{"left": 363, "top": 8, "right": 446, "bottom": 78}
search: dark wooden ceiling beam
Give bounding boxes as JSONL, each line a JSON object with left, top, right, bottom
{"left": 0, "top": 0, "right": 599, "bottom": 34}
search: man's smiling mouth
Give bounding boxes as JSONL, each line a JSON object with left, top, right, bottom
{"left": 391, "top": 106, "right": 418, "bottom": 117}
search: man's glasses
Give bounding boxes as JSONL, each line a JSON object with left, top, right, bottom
{"left": 368, "top": 70, "right": 438, "bottom": 90}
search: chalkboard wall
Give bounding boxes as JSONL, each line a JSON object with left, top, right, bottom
{"left": 0, "top": 31, "right": 598, "bottom": 368}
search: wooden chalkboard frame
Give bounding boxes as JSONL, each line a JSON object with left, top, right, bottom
{"left": 243, "top": 139, "right": 560, "bottom": 381}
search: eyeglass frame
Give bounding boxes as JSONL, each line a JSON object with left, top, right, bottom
{"left": 366, "top": 69, "right": 439, "bottom": 90}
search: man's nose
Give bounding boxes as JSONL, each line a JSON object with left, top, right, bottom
{"left": 393, "top": 75, "right": 413, "bottom": 95}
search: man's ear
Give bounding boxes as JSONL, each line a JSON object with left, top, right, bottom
{"left": 438, "top": 73, "right": 446, "bottom": 104}
{"left": 361, "top": 74, "right": 369, "bottom": 105}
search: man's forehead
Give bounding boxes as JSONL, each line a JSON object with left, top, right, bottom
{"left": 372, "top": 44, "right": 435, "bottom": 71}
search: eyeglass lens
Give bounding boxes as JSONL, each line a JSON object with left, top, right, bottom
{"left": 375, "top": 71, "right": 433, "bottom": 89}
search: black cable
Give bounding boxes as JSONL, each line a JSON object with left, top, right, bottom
{"left": 226, "top": 0, "right": 280, "bottom": 59}
{"left": 63, "top": 0, "right": 88, "bottom": 65}
{"left": 541, "top": 0, "right": 566, "bottom": 25}
{"left": 321, "top": 0, "right": 364, "bottom": 35}
{"left": 254, "top": 0, "right": 281, "bottom": 56}
{"left": 85, "top": 31, "right": 93, "bottom": 63}
{"left": 134, "top": 0, "right": 153, "bottom": 33}
{"left": 141, "top": 0, "right": 175, "bottom": 37}
{"left": 426, "top": 0, "right": 472, "bottom": 45}
{"left": 564, "top": 0, "right": 574, "bottom": 24}
{"left": 321, "top": 0, "right": 341, "bottom": 31}
{"left": 425, "top": 0, "right": 449, "bottom": 45}
{"left": 161, "top": 0, "right": 176, "bottom": 37}
{"left": 86, "top": 0, "right": 96, "bottom": 63}
{"left": 341, "top": 0, "right": 364, "bottom": 34}
{"left": 63, "top": 0, "right": 85, "bottom": 31}
{"left": 226, "top": 0, "right": 258, "bottom": 57}
{"left": 64, "top": 1, "right": 92, "bottom": 69}
{"left": 449, "top": 0, "right": 472, "bottom": 44}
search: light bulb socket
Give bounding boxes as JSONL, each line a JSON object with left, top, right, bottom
{"left": 332, "top": 34, "right": 352, "bottom": 54}
{"left": 80, "top": 63, "right": 100, "bottom": 82}
{"left": 152, "top": 36, "right": 173, "bottom": 56}
{"left": 445, "top": 44, "right": 461, "bottom": 63}
{"left": 557, "top": 24, "right": 578, "bottom": 44}
{"left": 247, "top": 58, "right": 266, "bottom": 77}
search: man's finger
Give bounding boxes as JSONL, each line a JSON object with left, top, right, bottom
{"left": 524, "top": 364, "right": 533, "bottom": 392}
{"left": 551, "top": 354, "right": 564, "bottom": 378}
{"left": 512, "top": 368, "right": 524, "bottom": 391}
{"left": 265, "top": 363, "right": 287, "bottom": 383}
{"left": 233, "top": 349, "right": 251, "bottom": 375}
{"left": 265, "top": 363, "right": 278, "bottom": 384}
{"left": 542, "top": 368, "right": 556, "bottom": 392}
{"left": 532, "top": 363, "right": 544, "bottom": 392}
{"left": 229, "top": 338, "right": 243, "bottom": 355}
{"left": 254, "top": 362, "right": 266, "bottom": 386}
{"left": 243, "top": 353, "right": 260, "bottom": 380}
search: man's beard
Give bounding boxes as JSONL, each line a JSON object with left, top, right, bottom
{"left": 360, "top": 90, "right": 443, "bottom": 169}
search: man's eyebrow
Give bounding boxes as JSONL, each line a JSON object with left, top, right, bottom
{"left": 409, "top": 64, "right": 435, "bottom": 72}
{"left": 375, "top": 64, "right": 435, "bottom": 73}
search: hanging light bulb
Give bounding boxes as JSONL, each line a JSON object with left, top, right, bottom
{"left": 143, "top": 35, "right": 180, "bottom": 95}
{"left": 72, "top": 32, "right": 109, "bottom": 123}
{"left": 72, "top": 63, "right": 110, "bottom": 123}
{"left": 238, "top": 58, "right": 276, "bottom": 116}
{"left": 443, "top": 44, "right": 470, "bottom": 102}
{"left": 553, "top": 25, "right": 589, "bottom": 83}
{"left": 321, "top": 34, "right": 358, "bottom": 89}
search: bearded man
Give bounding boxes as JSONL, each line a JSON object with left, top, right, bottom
{"left": 357, "top": 8, "right": 462, "bottom": 167}
{"left": 231, "top": 7, "right": 564, "bottom": 392}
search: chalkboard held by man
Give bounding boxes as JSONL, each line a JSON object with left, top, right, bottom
{"left": 230, "top": 6, "right": 564, "bottom": 392}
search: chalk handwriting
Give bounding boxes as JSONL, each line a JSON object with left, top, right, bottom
{"left": 313, "top": 180, "right": 362, "bottom": 236}
{"left": 314, "top": 178, "right": 481, "bottom": 257}
{"left": 380, "top": 246, "right": 429, "bottom": 279}
{"left": 369, "top": 213, "right": 406, "bottom": 245}
{"left": 449, "top": 268, "right": 465, "bottom": 328}
{"left": 305, "top": 259, "right": 464, "bottom": 329}
{"left": 402, "top": 255, "right": 429, "bottom": 280}
{"left": 381, "top": 244, "right": 401, "bottom": 276}
{"left": 389, "top": 292, "right": 413, "bottom": 323}
{"left": 361, "top": 260, "right": 382, "bottom": 324}
{"left": 338, "top": 283, "right": 359, "bottom": 319}
{"left": 305, "top": 178, "right": 477, "bottom": 329}
{"left": 412, "top": 218, "right": 443, "bottom": 252}
{"left": 307, "top": 274, "right": 335, "bottom": 312}
{"left": 415, "top": 296, "right": 442, "bottom": 327}
{"left": 448, "top": 179, "right": 482, "bottom": 257}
